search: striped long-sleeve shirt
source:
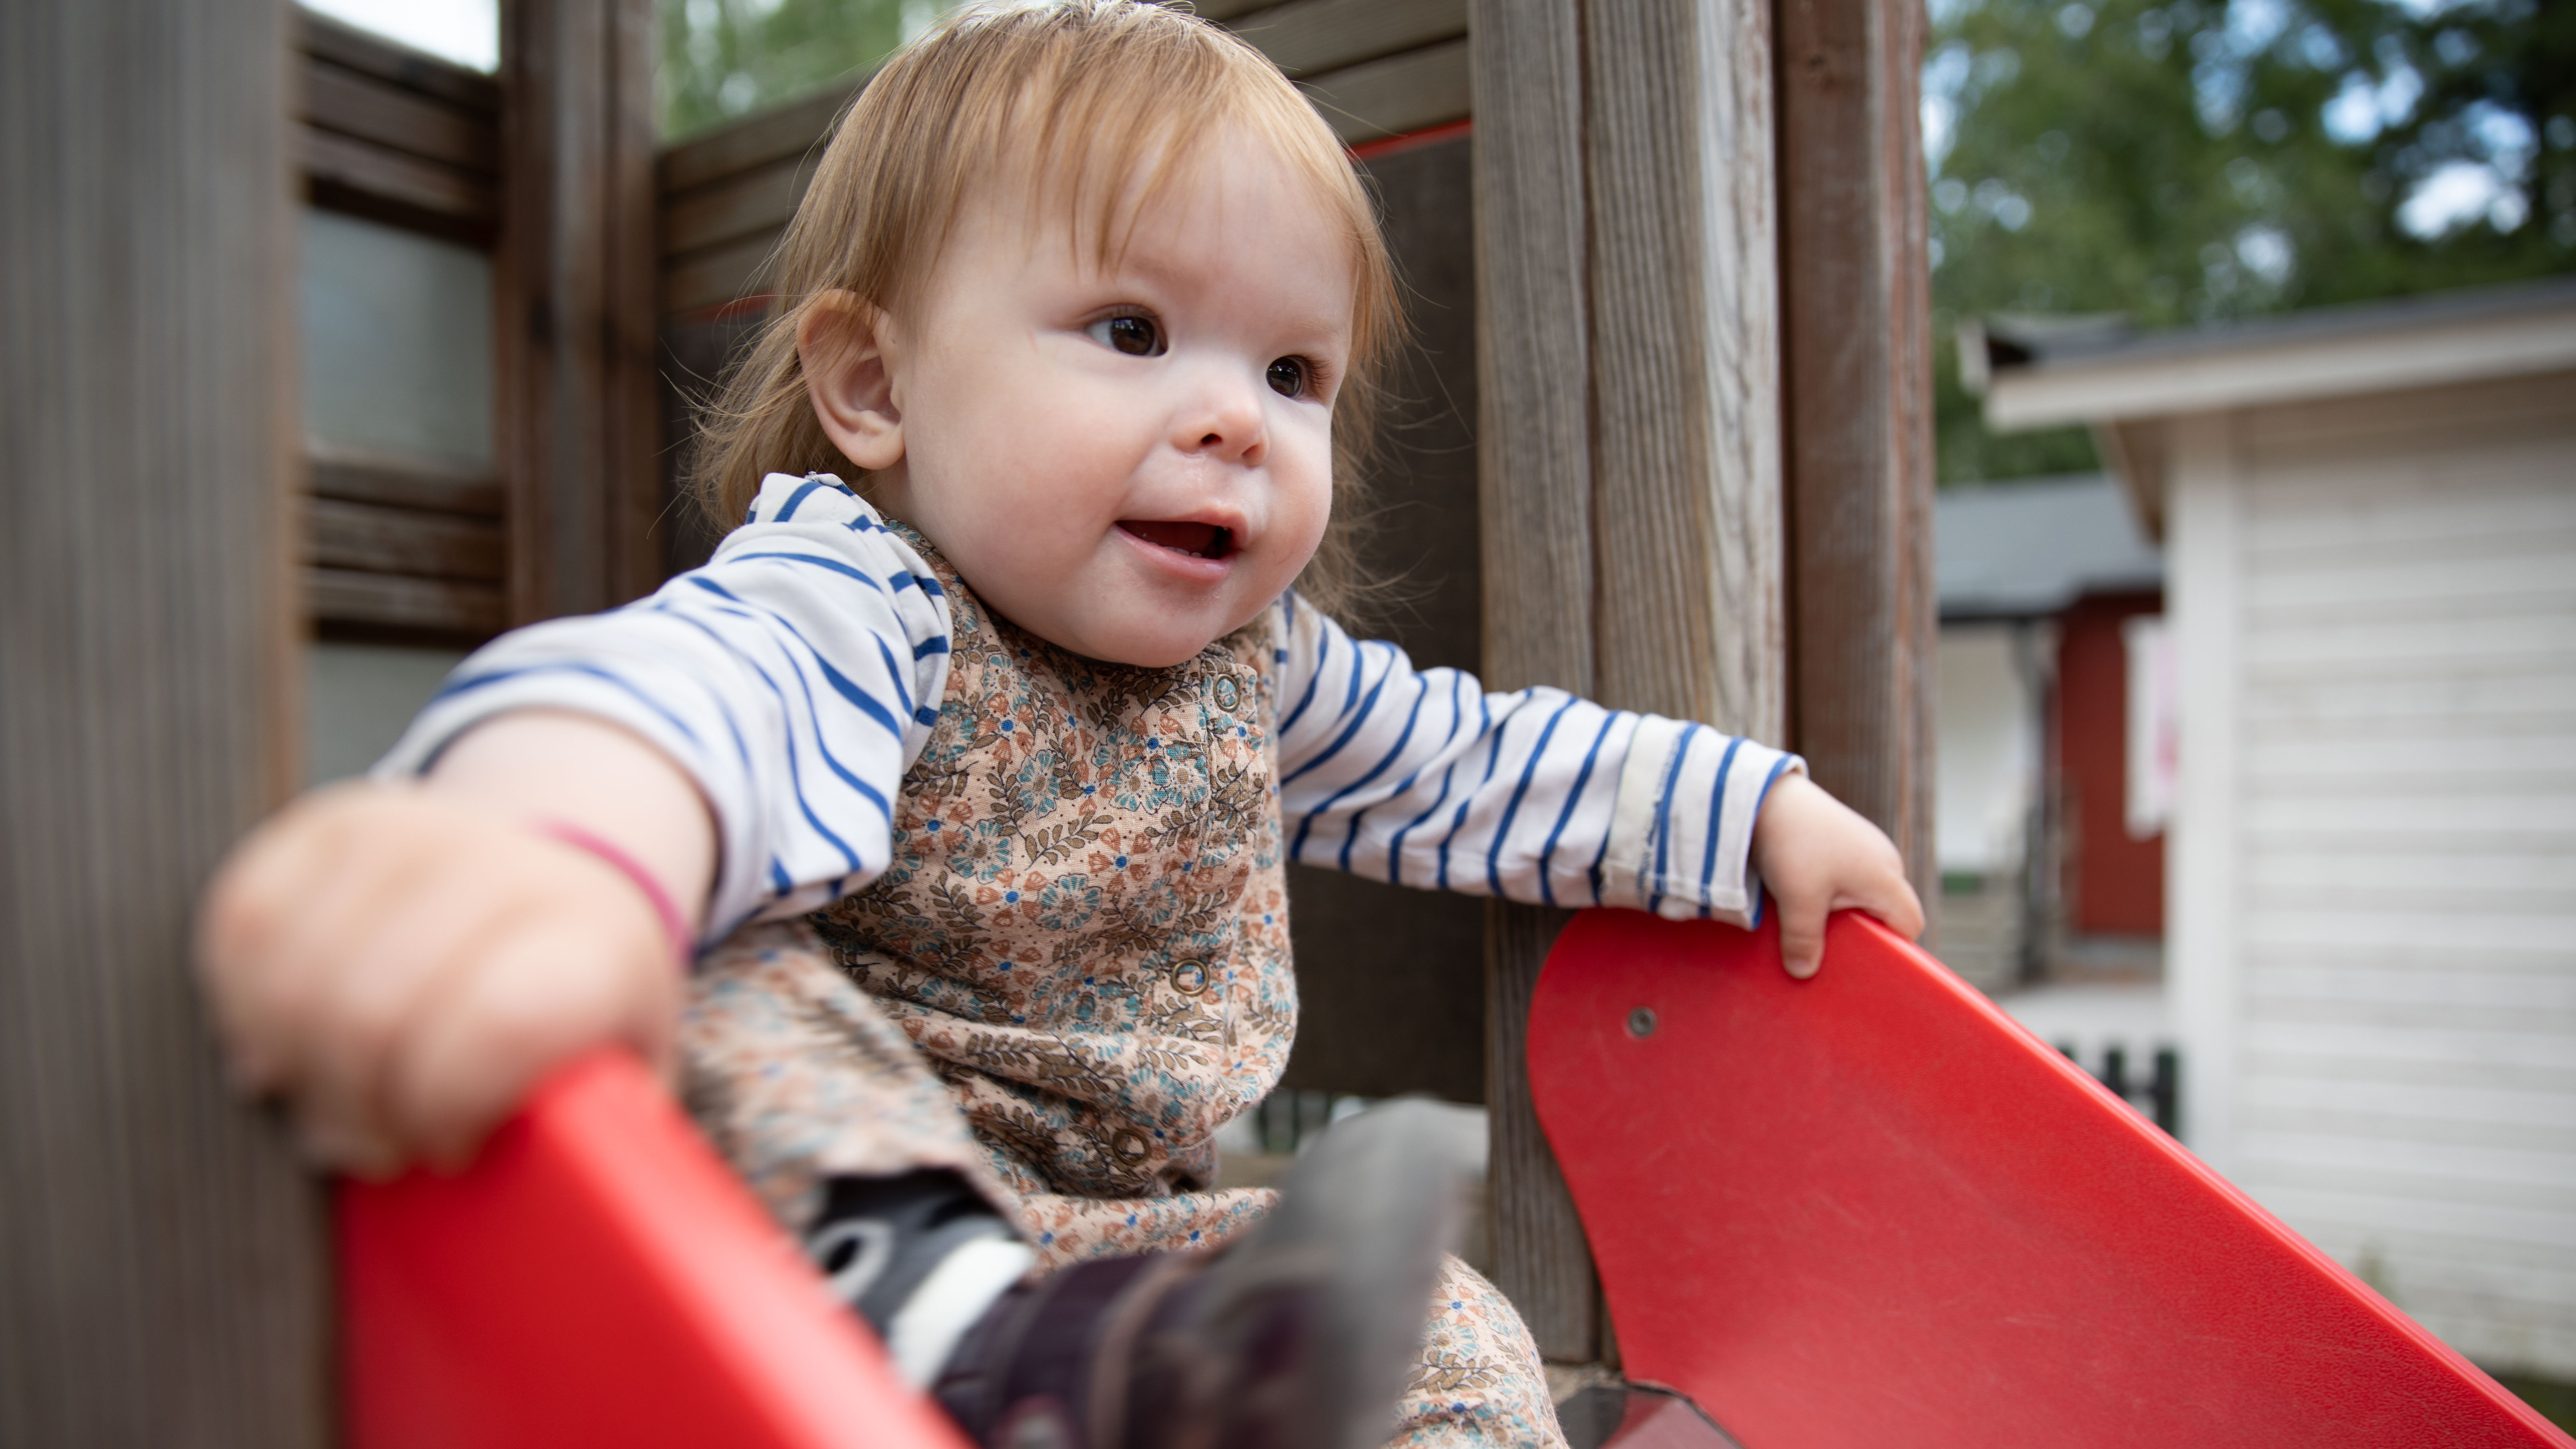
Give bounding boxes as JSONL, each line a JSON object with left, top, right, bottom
{"left": 381, "top": 473, "right": 1803, "bottom": 944}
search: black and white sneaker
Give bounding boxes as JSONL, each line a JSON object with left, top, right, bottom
{"left": 928, "top": 1100, "right": 1469, "bottom": 1449}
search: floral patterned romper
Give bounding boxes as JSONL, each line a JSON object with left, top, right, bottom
{"left": 675, "top": 533, "right": 1566, "bottom": 1449}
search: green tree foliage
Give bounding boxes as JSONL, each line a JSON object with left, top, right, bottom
{"left": 1928, "top": 0, "right": 2576, "bottom": 484}
{"left": 660, "top": 0, "right": 958, "bottom": 139}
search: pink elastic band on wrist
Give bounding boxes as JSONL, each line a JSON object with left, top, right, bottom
{"left": 533, "top": 819, "right": 695, "bottom": 971}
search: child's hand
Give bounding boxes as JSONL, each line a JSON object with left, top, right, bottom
{"left": 1748, "top": 772, "right": 1925, "bottom": 981}
{"left": 195, "top": 714, "right": 711, "bottom": 1176}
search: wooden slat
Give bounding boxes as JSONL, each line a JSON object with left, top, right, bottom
{"left": 1298, "top": 36, "right": 1473, "bottom": 144}
{"left": 308, "top": 567, "right": 508, "bottom": 636}
{"left": 646, "top": 7, "right": 1470, "bottom": 310}
{"left": 302, "top": 125, "right": 498, "bottom": 224}
{"left": 663, "top": 231, "right": 783, "bottom": 318}
{"left": 1584, "top": 0, "right": 1784, "bottom": 737}
{"left": 1484, "top": 900, "right": 1593, "bottom": 1351}
{"left": 501, "top": 0, "right": 667, "bottom": 620}
{"left": 1, "top": 0, "right": 328, "bottom": 1439}
{"left": 662, "top": 156, "right": 809, "bottom": 266}
{"left": 1777, "top": 0, "right": 1939, "bottom": 906}
{"left": 1188, "top": 0, "right": 1284, "bottom": 20}
{"left": 308, "top": 447, "right": 505, "bottom": 517}
{"left": 658, "top": 80, "right": 863, "bottom": 197}
{"left": 1473, "top": 0, "right": 1793, "bottom": 1366}
{"left": 1228, "top": 0, "right": 1467, "bottom": 78}
{"left": 308, "top": 498, "right": 505, "bottom": 583}
{"left": 1279, "top": 133, "right": 1487, "bottom": 1108}
{"left": 303, "top": 55, "right": 498, "bottom": 175}
{"left": 297, "top": 6, "right": 500, "bottom": 111}
{"left": 1473, "top": 0, "right": 1600, "bottom": 1365}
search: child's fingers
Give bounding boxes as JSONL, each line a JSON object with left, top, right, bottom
{"left": 1777, "top": 890, "right": 1830, "bottom": 981}
{"left": 281, "top": 860, "right": 539, "bottom": 1170}
{"left": 382, "top": 884, "right": 677, "bottom": 1170}
{"left": 1842, "top": 870, "right": 1927, "bottom": 943}
{"left": 1882, "top": 878, "right": 1928, "bottom": 941}
{"left": 202, "top": 784, "right": 449, "bottom": 1094}
{"left": 196, "top": 789, "right": 369, "bottom": 1091}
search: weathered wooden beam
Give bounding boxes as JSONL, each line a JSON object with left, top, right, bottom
{"left": 309, "top": 498, "right": 506, "bottom": 583}
{"left": 0, "top": 0, "right": 328, "bottom": 1439}
{"left": 657, "top": 77, "right": 863, "bottom": 195}
{"left": 1229, "top": 0, "right": 1467, "bottom": 78}
{"left": 309, "top": 445, "right": 507, "bottom": 517}
{"left": 1472, "top": 0, "right": 1598, "bottom": 1364}
{"left": 303, "top": 54, "right": 500, "bottom": 175}
{"left": 297, "top": 10, "right": 502, "bottom": 242}
{"left": 302, "top": 127, "right": 500, "bottom": 230}
{"left": 1299, "top": 36, "right": 1473, "bottom": 145}
{"left": 661, "top": 155, "right": 810, "bottom": 264}
{"left": 1586, "top": 0, "right": 1785, "bottom": 739}
{"left": 308, "top": 569, "right": 510, "bottom": 638}
{"left": 1775, "top": 0, "right": 1939, "bottom": 904}
{"left": 1474, "top": 0, "right": 1788, "bottom": 1366}
{"left": 500, "top": 0, "right": 667, "bottom": 618}
{"left": 300, "top": 8, "right": 502, "bottom": 110}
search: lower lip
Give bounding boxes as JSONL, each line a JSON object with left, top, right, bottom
{"left": 1115, "top": 524, "right": 1235, "bottom": 584}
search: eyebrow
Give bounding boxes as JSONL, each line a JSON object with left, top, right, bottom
{"left": 1093, "top": 242, "right": 1354, "bottom": 341}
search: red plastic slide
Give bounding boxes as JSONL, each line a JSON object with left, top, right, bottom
{"left": 341, "top": 1051, "right": 967, "bottom": 1449}
{"left": 341, "top": 910, "right": 2569, "bottom": 1446}
{"left": 1528, "top": 908, "right": 2572, "bottom": 1449}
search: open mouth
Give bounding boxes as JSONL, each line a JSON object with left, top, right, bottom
{"left": 1120, "top": 520, "right": 1235, "bottom": 560}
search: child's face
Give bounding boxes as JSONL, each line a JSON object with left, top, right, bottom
{"left": 814, "top": 129, "right": 1354, "bottom": 668}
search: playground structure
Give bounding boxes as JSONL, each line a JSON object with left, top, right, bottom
{"left": 340, "top": 910, "right": 2573, "bottom": 1447}
{"left": 9, "top": 0, "right": 2567, "bottom": 1442}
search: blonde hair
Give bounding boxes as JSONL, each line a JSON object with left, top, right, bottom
{"left": 690, "top": 0, "right": 1400, "bottom": 621}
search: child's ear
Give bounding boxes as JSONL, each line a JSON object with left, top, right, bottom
{"left": 798, "top": 290, "right": 905, "bottom": 472}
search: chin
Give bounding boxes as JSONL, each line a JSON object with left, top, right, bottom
{"left": 1093, "top": 636, "right": 1211, "bottom": 670}
{"left": 1071, "top": 609, "right": 1233, "bottom": 668}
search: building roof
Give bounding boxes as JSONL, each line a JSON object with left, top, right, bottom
{"left": 1937, "top": 474, "right": 2162, "bottom": 620}
{"left": 1975, "top": 274, "right": 2576, "bottom": 431}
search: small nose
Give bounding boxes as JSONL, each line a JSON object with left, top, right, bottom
{"left": 1178, "top": 370, "right": 1268, "bottom": 466}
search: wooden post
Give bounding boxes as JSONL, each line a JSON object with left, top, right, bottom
{"left": 0, "top": 0, "right": 329, "bottom": 1441}
{"left": 1775, "top": 0, "right": 1939, "bottom": 905}
{"left": 1584, "top": 0, "right": 1787, "bottom": 741}
{"left": 1473, "top": 0, "right": 1598, "bottom": 1366}
{"left": 500, "top": 0, "right": 664, "bottom": 621}
{"left": 1473, "top": 0, "right": 1785, "bottom": 1365}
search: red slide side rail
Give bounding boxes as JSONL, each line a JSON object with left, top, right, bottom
{"left": 1529, "top": 908, "right": 2570, "bottom": 1449}
{"left": 341, "top": 1051, "right": 969, "bottom": 1449}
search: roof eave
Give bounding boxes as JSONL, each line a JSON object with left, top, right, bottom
{"left": 1982, "top": 287, "right": 2576, "bottom": 433}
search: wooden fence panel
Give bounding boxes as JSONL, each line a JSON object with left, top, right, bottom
{"left": 501, "top": 0, "right": 666, "bottom": 621}
{"left": 1474, "top": 0, "right": 1791, "bottom": 1366}
{"left": 1777, "top": 0, "right": 1940, "bottom": 905}
{"left": 0, "top": 0, "right": 327, "bottom": 1441}
{"left": 1472, "top": 0, "right": 1603, "bottom": 1365}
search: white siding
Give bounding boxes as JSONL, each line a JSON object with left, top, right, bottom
{"left": 1933, "top": 624, "right": 2044, "bottom": 992}
{"left": 2207, "top": 369, "right": 2576, "bottom": 1377}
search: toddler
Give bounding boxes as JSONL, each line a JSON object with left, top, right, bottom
{"left": 200, "top": 5, "right": 1922, "bottom": 1447}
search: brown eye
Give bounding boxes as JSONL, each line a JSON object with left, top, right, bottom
{"left": 1087, "top": 313, "right": 1163, "bottom": 356}
{"left": 1267, "top": 356, "right": 1307, "bottom": 398}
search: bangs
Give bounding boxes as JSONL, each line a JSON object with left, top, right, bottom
{"left": 847, "top": 2, "right": 1396, "bottom": 380}
{"left": 690, "top": 0, "right": 1404, "bottom": 624}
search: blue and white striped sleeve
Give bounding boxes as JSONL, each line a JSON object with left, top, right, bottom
{"left": 375, "top": 473, "right": 952, "bottom": 943}
{"left": 1272, "top": 595, "right": 1804, "bottom": 926}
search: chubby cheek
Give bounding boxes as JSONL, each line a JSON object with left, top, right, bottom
{"left": 1263, "top": 421, "right": 1337, "bottom": 581}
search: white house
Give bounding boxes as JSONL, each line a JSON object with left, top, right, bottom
{"left": 1981, "top": 276, "right": 2576, "bottom": 1382}
{"left": 1933, "top": 475, "right": 2165, "bottom": 991}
